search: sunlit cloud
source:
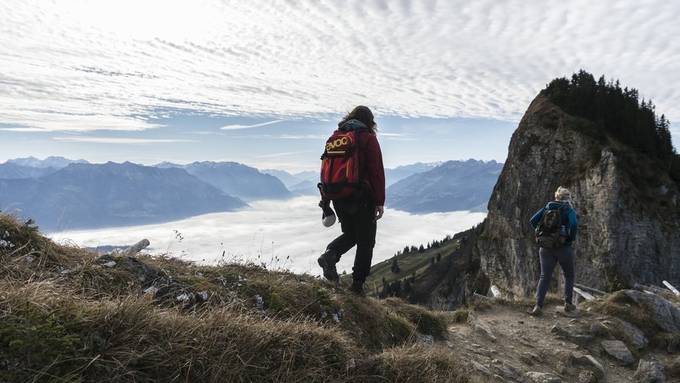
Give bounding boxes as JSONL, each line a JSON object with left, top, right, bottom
{"left": 1, "top": 0, "right": 679, "bottom": 134}
{"left": 52, "top": 136, "right": 197, "bottom": 144}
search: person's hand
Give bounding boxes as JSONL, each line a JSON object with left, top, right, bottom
{"left": 375, "top": 206, "right": 384, "bottom": 221}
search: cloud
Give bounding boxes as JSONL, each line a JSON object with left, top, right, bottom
{"left": 256, "top": 150, "right": 317, "bottom": 159}
{"left": 220, "top": 120, "right": 284, "bottom": 130}
{"left": 0, "top": 127, "right": 49, "bottom": 132}
{"left": 1, "top": 0, "right": 680, "bottom": 134}
{"left": 52, "top": 136, "right": 197, "bottom": 144}
{"left": 50, "top": 196, "right": 486, "bottom": 275}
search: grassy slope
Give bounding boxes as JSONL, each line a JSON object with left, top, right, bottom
{"left": 344, "top": 239, "right": 460, "bottom": 298}
{"left": 0, "top": 214, "right": 480, "bottom": 383}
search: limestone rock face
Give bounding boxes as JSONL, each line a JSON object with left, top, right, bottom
{"left": 473, "top": 94, "right": 680, "bottom": 297}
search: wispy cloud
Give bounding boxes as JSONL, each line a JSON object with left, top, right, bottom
{"left": 52, "top": 137, "right": 197, "bottom": 144}
{"left": 1, "top": 0, "right": 679, "bottom": 135}
{"left": 220, "top": 120, "right": 283, "bottom": 130}
{"left": 0, "top": 127, "right": 49, "bottom": 132}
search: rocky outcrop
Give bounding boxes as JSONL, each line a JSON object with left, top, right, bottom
{"left": 472, "top": 94, "right": 680, "bottom": 297}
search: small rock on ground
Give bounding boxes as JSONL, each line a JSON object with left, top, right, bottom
{"left": 571, "top": 353, "right": 606, "bottom": 380}
{"left": 577, "top": 370, "right": 599, "bottom": 383}
{"left": 601, "top": 340, "right": 635, "bottom": 366}
{"left": 526, "top": 371, "right": 562, "bottom": 383}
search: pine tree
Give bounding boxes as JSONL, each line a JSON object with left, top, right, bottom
{"left": 544, "top": 70, "right": 677, "bottom": 178}
{"left": 390, "top": 257, "right": 401, "bottom": 274}
{"left": 403, "top": 280, "right": 412, "bottom": 295}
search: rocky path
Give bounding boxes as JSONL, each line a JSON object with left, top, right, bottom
{"left": 446, "top": 302, "right": 677, "bottom": 382}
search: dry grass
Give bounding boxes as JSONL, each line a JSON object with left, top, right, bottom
{"left": 361, "top": 345, "right": 482, "bottom": 383}
{"left": 0, "top": 214, "right": 479, "bottom": 382}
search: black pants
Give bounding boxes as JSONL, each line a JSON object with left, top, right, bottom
{"left": 536, "top": 246, "right": 575, "bottom": 307}
{"left": 326, "top": 198, "right": 376, "bottom": 284}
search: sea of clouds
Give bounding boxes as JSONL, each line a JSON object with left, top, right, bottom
{"left": 50, "top": 196, "right": 486, "bottom": 276}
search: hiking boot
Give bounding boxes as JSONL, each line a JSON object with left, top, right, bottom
{"left": 350, "top": 281, "right": 365, "bottom": 297}
{"left": 528, "top": 305, "right": 542, "bottom": 316}
{"left": 564, "top": 303, "right": 576, "bottom": 313}
{"left": 317, "top": 250, "right": 339, "bottom": 282}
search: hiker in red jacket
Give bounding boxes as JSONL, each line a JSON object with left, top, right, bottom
{"left": 317, "top": 105, "right": 385, "bottom": 296}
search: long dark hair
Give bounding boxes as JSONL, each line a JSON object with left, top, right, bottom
{"left": 338, "top": 105, "right": 377, "bottom": 133}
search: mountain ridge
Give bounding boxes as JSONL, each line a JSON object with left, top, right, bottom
{"left": 387, "top": 159, "right": 502, "bottom": 213}
{"left": 0, "top": 162, "right": 245, "bottom": 231}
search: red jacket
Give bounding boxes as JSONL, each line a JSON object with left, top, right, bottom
{"left": 356, "top": 130, "right": 385, "bottom": 206}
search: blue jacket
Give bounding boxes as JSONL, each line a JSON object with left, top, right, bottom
{"left": 529, "top": 201, "right": 578, "bottom": 245}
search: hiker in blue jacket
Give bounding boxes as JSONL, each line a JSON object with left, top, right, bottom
{"left": 528, "top": 186, "right": 578, "bottom": 316}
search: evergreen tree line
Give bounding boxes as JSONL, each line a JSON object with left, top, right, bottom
{"left": 394, "top": 234, "right": 453, "bottom": 258}
{"left": 378, "top": 274, "right": 416, "bottom": 299}
{"left": 544, "top": 70, "right": 679, "bottom": 181}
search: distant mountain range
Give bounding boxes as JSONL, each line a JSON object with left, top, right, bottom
{"left": 6, "top": 156, "right": 89, "bottom": 169}
{"left": 385, "top": 162, "right": 440, "bottom": 186}
{"left": 0, "top": 162, "right": 244, "bottom": 231}
{"left": 387, "top": 160, "right": 503, "bottom": 213}
{"left": 262, "top": 169, "right": 319, "bottom": 195}
{"left": 262, "top": 164, "right": 441, "bottom": 196}
{"left": 0, "top": 156, "right": 89, "bottom": 179}
{"left": 160, "top": 162, "right": 291, "bottom": 201}
{"left": 0, "top": 156, "right": 501, "bottom": 230}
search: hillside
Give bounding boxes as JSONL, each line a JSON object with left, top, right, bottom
{"left": 2, "top": 214, "right": 679, "bottom": 382}
{"left": 0, "top": 214, "right": 476, "bottom": 383}
{"left": 387, "top": 160, "right": 502, "bottom": 213}
{"left": 360, "top": 235, "right": 461, "bottom": 301}
{"left": 0, "top": 162, "right": 245, "bottom": 231}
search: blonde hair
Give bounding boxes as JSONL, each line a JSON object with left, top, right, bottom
{"left": 554, "top": 186, "right": 572, "bottom": 201}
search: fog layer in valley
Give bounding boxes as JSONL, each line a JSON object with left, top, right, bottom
{"left": 51, "top": 196, "right": 486, "bottom": 275}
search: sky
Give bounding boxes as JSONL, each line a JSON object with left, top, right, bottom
{"left": 2, "top": 0, "right": 680, "bottom": 171}
{"left": 51, "top": 196, "right": 487, "bottom": 275}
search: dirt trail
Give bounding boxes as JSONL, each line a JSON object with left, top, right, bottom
{"left": 446, "top": 302, "right": 676, "bottom": 382}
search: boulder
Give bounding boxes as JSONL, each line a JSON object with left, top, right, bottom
{"left": 633, "top": 359, "right": 665, "bottom": 383}
{"left": 667, "top": 356, "right": 680, "bottom": 378}
{"left": 603, "top": 318, "right": 648, "bottom": 350}
{"left": 622, "top": 290, "right": 680, "bottom": 333}
{"left": 589, "top": 322, "right": 611, "bottom": 337}
{"left": 468, "top": 313, "right": 497, "bottom": 342}
{"left": 600, "top": 340, "right": 635, "bottom": 366}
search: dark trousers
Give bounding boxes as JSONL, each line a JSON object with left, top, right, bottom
{"left": 326, "top": 198, "right": 376, "bottom": 284}
{"left": 536, "top": 246, "right": 575, "bottom": 307}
